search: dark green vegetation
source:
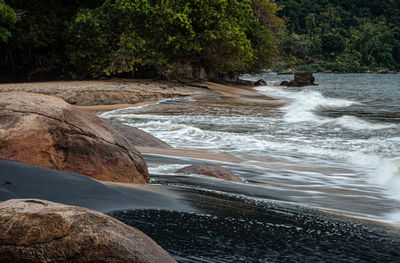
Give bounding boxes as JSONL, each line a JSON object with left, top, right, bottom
{"left": 0, "top": 0, "right": 282, "bottom": 81}
{"left": 0, "top": 0, "right": 100, "bottom": 81}
{"left": 1, "top": 0, "right": 399, "bottom": 81}
{"left": 0, "top": 0, "right": 16, "bottom": 42}
{"left": 276, "top": 0, "right": 400, "bottom": 72}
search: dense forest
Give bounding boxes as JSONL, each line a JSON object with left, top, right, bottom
{"left": 0, "top": 0, "right": 283, "bottom": 81}
{"left": 276, "top": 0, "right": 400, "bottom": 72}
{"left": 0, "top": 0, "right": 399, "bottom": 82}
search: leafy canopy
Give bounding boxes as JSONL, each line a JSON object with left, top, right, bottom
{"left": 0, "top": 0, "right": 16, "bottom": 42}
{"left": 66, "top": 0, "right": 282, "bottom": 78}
{"left": 275, "top": 0, "right": 400, "bottom": 72}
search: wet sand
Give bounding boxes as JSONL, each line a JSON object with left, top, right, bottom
{"left": 137, "top": 146, "right": 244, "bottom": 163}
{"left": 0, "top": 159, "right": 194, "bottom": 213}
{"left": 204, "top": 81, "right": 263, "bottom": 97}
{"left": 89, "top": 81, "right": 288, "bottom": 112}
{"left": 138, "top": 146, "right": 352, "bottom": 175}
{"left": 76, "top": 101, "right": 158, "bottom": 111}
{"left": 0, "top": 79, "right": 218, "bottom": 106}
{"left": 141, "top": 151, "right": 400, "bottom": 232}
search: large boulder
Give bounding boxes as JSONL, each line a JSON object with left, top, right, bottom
{"left": 0, "top": 92, "right": 148, "bottom": 183}
{"left": 280, "top": 72, "right": 317, "bottom": 87}
{"left": 0, "top": 199, "right": 177, "bottom": 263}
{"left": 176, "top": 164, "right": 243, "bottom": 182}
{"left": 105, "top": 120, "right": 172, "bottom": 149}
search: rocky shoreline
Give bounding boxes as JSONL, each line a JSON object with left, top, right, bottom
{"left": 0, "top": 79, "right": 217, "bottom": 107}
{"left": 2, "top": 78, "right": 400, "bottom": 261}
{"left": 0, "top": 79, "right": 257, "bottom": 262}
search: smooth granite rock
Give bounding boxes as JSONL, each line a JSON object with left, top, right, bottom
{"left": 0, "top": 92, "right": 148, "bottom": 183}
{"left": 0, "top": 199, "right": 177, "bottom": 263}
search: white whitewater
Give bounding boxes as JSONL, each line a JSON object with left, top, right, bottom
{"left": 102, "top": 73, "right": 400, "bottom": 225}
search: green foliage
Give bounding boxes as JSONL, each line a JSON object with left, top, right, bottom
{"left": 0, "top": 0, "right": 282, "bottom": 80}
{"left": 2, "top": 0, "right": 400, "bottom": 79}
{"left": 321, "top": 33, "right": 345, "bottom": 56}
{"left": 1, "top": 0, "right": 102, "bottom": 80}
{"left": 346, "top": 20, "right": 397, "bottom": 70}
{"left": 0, "top": 0, "right": 16, "bottom": 42}
{"left": 66, "top": 0, "right": 281, "bottom": 78}
{"left": 275, "top": 0, "right": 400, "bottom": 72}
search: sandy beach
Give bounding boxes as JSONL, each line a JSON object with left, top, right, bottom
{"left": 0, "top": 79, "right": 217, "bottom": 106}
{"left": 0, "top": 78, "right": 285, "bottom": 110}
{"left": 0, "top": 158, "right": 193, "bottom": 213}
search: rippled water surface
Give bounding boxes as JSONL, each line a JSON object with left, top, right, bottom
{"left": 102, "top": 73, "right": 400, "bottom": 261}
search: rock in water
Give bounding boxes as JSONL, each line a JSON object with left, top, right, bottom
{"left": 254, "top": 79, "right": 267, "bottom": 86}
{"left": 0, "top": 199, "right": 177, "bottom": 263}
{"left": 280, "top": 72, "right": 317, "bottom": 87}
{"left": 0, "top": 92, "right": 148, "bottom": 183}
{"left": 176, "top": 164, "right": 243, "bottom": 182}
{"left": 105, "top": 120, "right": 172, "bottom": 149}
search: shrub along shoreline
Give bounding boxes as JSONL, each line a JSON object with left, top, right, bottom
{"left": 0, "top": 0, "right": 283, "bottom": 82}
{"left": 1, "top": 0, "right": 399, "bottom": 82}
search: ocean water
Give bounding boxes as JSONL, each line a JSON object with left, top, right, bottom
{"left": 102, "top": 73, "right": 400, "bottom": 262}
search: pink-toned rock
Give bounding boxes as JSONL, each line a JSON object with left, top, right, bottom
{"left": 0, "top": 92, "right": 148, "bottom": 183}
{"left": 0, "top": 199, "right": 176, "bottom": 263}
{"left": 176, "top": 164, "right": 243, "bottom": 182}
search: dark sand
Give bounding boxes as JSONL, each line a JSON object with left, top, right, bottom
{"left": 0, "top": 159, "right": 194, "bottom": 213}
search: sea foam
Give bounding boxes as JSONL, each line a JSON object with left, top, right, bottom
{"left": 101, "top": 77, "right": 400, "bottom": 223}
{"left": 256, "top": 85, "right": 398, "bottom": 130}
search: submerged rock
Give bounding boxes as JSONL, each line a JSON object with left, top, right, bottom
{"left": 0, "top": 199, "right": 176, "bottom": 263}
{"left": 176, "top": 164, "right": 243, "bottom": 182}
{"left": 281, "top": 72, "right": 317, "bottom": 87}
{"left": 0, "top": 92, "right": 148, "bottom": 183}
{"left": 105, "top": 120, "right": 172, "bottom": 149}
